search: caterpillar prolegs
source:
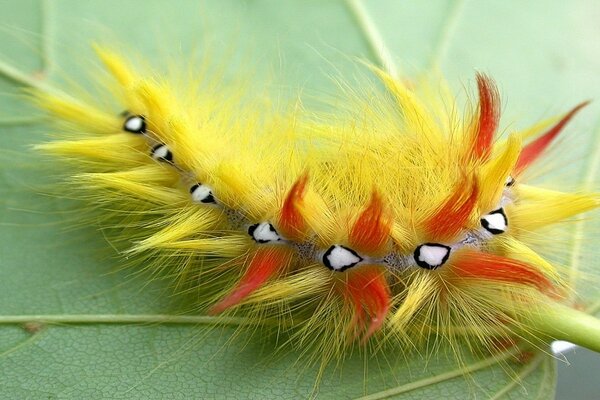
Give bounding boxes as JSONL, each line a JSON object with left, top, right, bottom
{"left": 31, "top": 47, "right": 600, "bottom": 367}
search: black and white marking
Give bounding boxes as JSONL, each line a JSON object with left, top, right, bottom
{"left": 123, "top": 115, "right": 146, "bottom": 134}
{"left": 190, "top": 183, "right": 216, "bottom": 204}
{"left": 414, "top": 243, "right": 451, "bottom": 270}
{"left": 505, "top": 175, "right": 515, "bottom": 187}
{"left": 323, "top": 245, "right": 363, "bottom": 272}
{"left": 248, "top": 222, "right": 281, "bottom": 243}
{"left": 481, "top": 208, "right": 508, "bottom": 235}
{"left": 151, "top": 144, "right": 173, "bottom": 163}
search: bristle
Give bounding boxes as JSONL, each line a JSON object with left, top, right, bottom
{"left": 30, "top": 91, "right": 119, "bottom": 132}
{"left": 278, "top": 173, "right": 309, "bottom": 240}
{"left": 349, "top": 191, "right": 392, "bottom": 254}
{"left": 337, "top": 265, "right": 391, "bottom": 340}
{"left": 157, "top": 237, "right": 249, "bottom": 257}
{"left": 451, "top": 249, "right": 555, "bottom": 294}
{"left": 129, "top": 207, "right": 224, "bottom": 253}
{"left": 478, "top": 135, "right": 521, "bottom": 212}
{"left": 471, "top": 73, "right": 500, "bottom": 160}
{"left": 388, "top": 272, "right": 436, "bottom": 332}
{"left": 35, "top": 134, "right": 148, "bottom": 165}
{"left": 510, "top": 186, "right": 599, "bottom": 231}
{"left": 74, "top": 171, "right": 184, "bottom": 205}
{"left": 370, "top": 65, "right": 439, "bottom": 141}
{"left": 515, "top": 101, "right": 589, "bottom": 173}
{"left": 209, "top": 246, "right": 294, "bottom": 314}
{"left": 492, "top": 236, "right": 562, "bottom": 283}
{"left": 423, "top": 177, "right": 479, "bottom": 241}
{"left": 94, "top": 45, "right": 137, "bottom": 88}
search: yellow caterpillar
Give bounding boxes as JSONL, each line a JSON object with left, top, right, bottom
{"left": 30, "top": 46, "right": 600, "bottom": 375}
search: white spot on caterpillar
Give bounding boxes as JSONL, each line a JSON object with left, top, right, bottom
{"left": 151, "top": 144, "right": 173, "bottom": 163}
{"left": 123, "top": 115, "right": 146, "bottom": 134}
{"left": 323, "top": 245, "right": 363, "bottom": 272}
{"left": 481, "top": 208, "right": 507, "bottom": 234}
{"left": 190, "top": 184, "right": 215, "bottom": 204}
{"left": 248, "top": 222, "right": 281, "bottom": 243}
{"left": 414, "top": 243, "right": 450, "bottom": 270}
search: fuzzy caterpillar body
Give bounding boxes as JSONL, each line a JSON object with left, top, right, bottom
{"left": 31, "top": 46, "right": 600, "bottom": 369}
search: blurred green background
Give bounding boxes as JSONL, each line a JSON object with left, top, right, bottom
{"left": 0, "top": 1, "right": 599, "bottom": 398}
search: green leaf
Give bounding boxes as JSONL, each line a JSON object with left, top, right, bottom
{"left": 0, "top": 0, "right": 598, "bottom": 398}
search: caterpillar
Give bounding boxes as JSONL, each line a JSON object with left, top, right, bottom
{"left": 0, "top": 27, "right": 589, "bottom": 399}
{"left": 28, "top": 44, "right": 600, "bottom": 368}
